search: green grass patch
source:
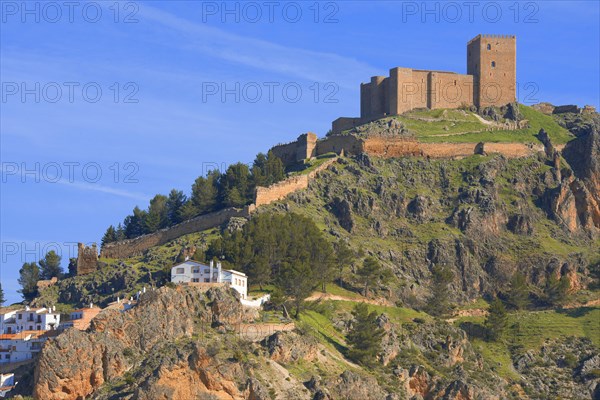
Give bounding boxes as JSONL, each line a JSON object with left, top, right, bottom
{"left": 299, "top": 309, "right": 347, "bottom": 351}
{"left": 322, "top": 283, "right": 363, "bottom": 299}
{"left": 331, "top": 300, "right": 430, "bottom": 325}
{"left": 395, "top": 104, "right": 574, "bottom": 145}
{"left": 472, "top": 339, "right": 521, "bottom": 380}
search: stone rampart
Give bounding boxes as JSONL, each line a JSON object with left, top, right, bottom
{"left": 362, "top": 137, "right": 422, "bottom": 158}
{"left": 255, "top": 157, "right": 338, "bottom": 206}
{"left": 317, "top": 135, "right": 363, "bottom": 156}
{"left": 419, "top": 142, "right": 544, "bottom": 158}
{"left": 101, "top": 206, "right": 251, "bottom": 259}
{"left": 255, "top": 175, "right": 309, "bottom": 206}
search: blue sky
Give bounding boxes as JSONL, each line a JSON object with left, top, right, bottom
{"left": 1, "top": 1, "right": 599, "bottom": 304}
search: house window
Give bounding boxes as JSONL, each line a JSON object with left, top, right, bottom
{"left": 18, "top": 314, "right": 22, "bottom": 320}
{"left": 29, "top": 325, "right": 33, "bottom": 330}
{"left": 204, "top": 278, "right": 210, "bottom": 283}
{"left": 176, "top": 268, "right": 184, "bottom": 274}
{"left": 204, "top": 269, "right": 210, "bottom": 274}
{"left": 192, "top": 268, "right": 200, "bottom": 273}
{"left": 4, "top": 355, "right": 8, "bottom": 359}
{"left": 37, "top": 325, "right": 41, "bottom": 330}
{"left": 192, "top": 278, "right": 199, "bottom": 283}
{"left": 491, "top": 61, "right": 496, "bottom": 68}
{"left": 487, "top": 44, "right": 491, "bottom": 50}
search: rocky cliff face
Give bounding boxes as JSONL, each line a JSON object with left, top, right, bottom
{"left": 33, "top": 286, "right": 256, "bottom": 400}
{"left": 559, "top": 116, "right": 600, "bottom": 233}
{"left": 281, "top": 134, "right": 599, "bottom": 306}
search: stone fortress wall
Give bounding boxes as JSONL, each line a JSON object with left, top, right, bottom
{"left": 100, "top": 157, "right": 337, "bottom": 260}
{"left": 334, "top": 34, "right": 516, "bottom": 134}
{"left": 271, "top": 131, "right": 548, "bottom": 166}
{"left": 255, "top": 156, "right": 337, "bottom": 206}
{"left": 101, "top": 206, "right": 253, "bottom": 259}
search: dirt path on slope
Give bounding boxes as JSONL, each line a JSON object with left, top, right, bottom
{"left": 305, "top": 292, "right": 392, "bottom": 306}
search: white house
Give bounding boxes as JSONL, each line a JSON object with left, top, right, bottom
{"left": 0, "top": 311, "right": 17, "bottom": 335}
{"left": 0, "top": 330, "right": 57, "bottom": 364}
{"left": 171, "top": 260, "right": 248, "bottom": 300}
{"left": 2, "top": 307, "right": 60, "bottom": 334}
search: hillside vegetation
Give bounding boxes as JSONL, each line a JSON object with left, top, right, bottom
{"left": 19, "top": 108, "right": 600, "bottom": 400}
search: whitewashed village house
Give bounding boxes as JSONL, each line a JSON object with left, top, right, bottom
{"left": 0, "top": 307, "right": 61, "bottom": 365}
{"left": 0, "top": 307, "right": 60, "bottom": 334}
{"left": 0, "top": 330, "right": 58, "bottom": 364}
{"left": 171, "top": 260, "right": 248, "bottom": 300}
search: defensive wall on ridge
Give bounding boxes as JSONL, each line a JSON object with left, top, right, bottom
{"left": 254, "top": 156, "right": 338, "bottom": 206}
{"left": 271, "top": 131, "right": 551, "bottom": 164}
{"left": 100, "top": 158, "right": 338, "bottom": 260}
{"left": 101, "top": 206, "right": 253, "bottom": 259}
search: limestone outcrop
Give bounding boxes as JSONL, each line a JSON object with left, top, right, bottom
{"left": 33, "top": 286, "right": 255, "bottom": 400}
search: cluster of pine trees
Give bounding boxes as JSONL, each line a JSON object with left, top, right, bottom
{"left": 17, "top": 250, "right": 69, "bottom": 301}
{"left": 101, "top": 151, "right": 285, "bottom": 245}
{"left": 207, "top": 213, "right": 364, "bottom": 317}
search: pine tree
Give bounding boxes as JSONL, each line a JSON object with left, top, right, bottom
{"left": 347, "top": 303, "right": 384, "bottom": 365}
{"left": 425, "top": 265, "right": 454, "bottom": 317}
{"left": 220, "top": 163, "right": 251, "bottom": 206}
{"left": 191, "top": 171, "right": 219, "bottom": 214}
{"left": 145, "top": 194, "right": 169, "bottom": 233}
{"left": 67, "top": 257, "right": 78, "bottom": 277}
{"left": 279, "top": 261, "right": 316, "bottom": 318}
{"left": 546, "top": 273, "right": 570, "bottom": 306}
{"left": 249, "top": 257, "right": 271, "bottom": 291}
{"left": 314, "top": 239, "right": 335, "bottom": 292}
{"left": 506, "top": 271, "right": 529, "bottom": 310}
{"left": 166, "top": 189, "right": 187, "bottom": 225}
{"left": 178, "top": 200, "right": 199, "bottom": 221}
{"left": 265, "top": 150, "right": 285, "bottom": 185}
{"left": 251, "top": 152, "right": 268, "bottom": 187}
{"left": 39, "top": 250, "right": 63, "bottom": 280}
{"left": 18, "top": 262, "right": 40, "bottom": 301}
{"left": 101, "top": 225, "right": 117, "bottom": 246}
{"left": 0, "top": 283, "right": 5, "bottom": 306}
{"left": 335, "top": 240, "right": 354, "bottom": 287}
{"left": 485, "top": 298, "right": 508, "bottom": 341}
{"left": 124, "top": 206, "right": 148, "bottom": 238}
{"left": 115, "top": 223, "right": 126, "bottom": 241}
{"left": 357, "top": 257, "right": 388, "bottom": 297}
{"left": 224, "top": 187, "right": 245, "bottom": 208}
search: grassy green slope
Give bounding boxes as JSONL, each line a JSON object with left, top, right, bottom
{"left": 395, "top": 105, "right": 574, "bottom": 144}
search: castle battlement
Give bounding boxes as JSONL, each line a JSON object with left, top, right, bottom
{"left": 333, "top": 34, "right": 516, "bottom": 134}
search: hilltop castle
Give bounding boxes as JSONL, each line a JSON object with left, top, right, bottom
{"left": 333, "top": 34, "right": 516, "bottom": 133}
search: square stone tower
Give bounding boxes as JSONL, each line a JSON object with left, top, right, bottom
{"left": 467, "top": 34, "right": 516, "bottom": 108}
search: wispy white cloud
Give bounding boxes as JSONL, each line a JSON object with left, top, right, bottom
{"left": 54, "top": 179, "right": 150, "bottom": 201}
{"left": 138, "top": 4, "right": 379, "bottom": 89}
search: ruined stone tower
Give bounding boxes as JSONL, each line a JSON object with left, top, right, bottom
{"left": 467, "top": 34, "right": 516, "bottom": 108}
{"left": 77, "top": 243, "right": 98, "bottom": 275}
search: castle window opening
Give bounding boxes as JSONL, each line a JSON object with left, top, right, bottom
{"left": 491, "top": 61, "right": 496, "bottom": 68}
{"left": 487, "top": 44, "right": 491, "bottom": 50}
